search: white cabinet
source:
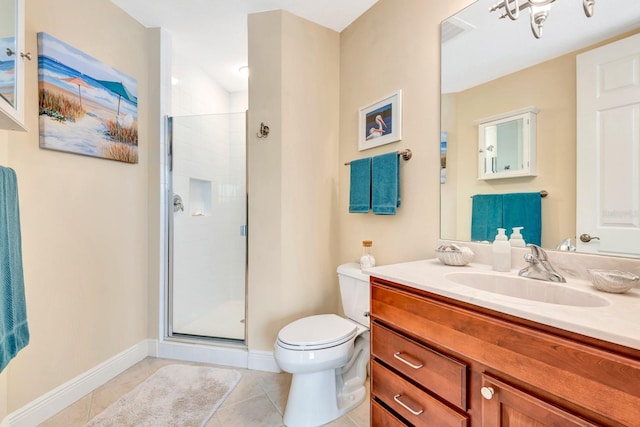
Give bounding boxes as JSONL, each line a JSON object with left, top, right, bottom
{"left": 476, "top": 106, "right": 538, "bottom": 180}
{"left": 0, "top": 0, "right": 28, "bottom": 131}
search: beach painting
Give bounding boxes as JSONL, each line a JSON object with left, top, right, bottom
{"left": 37, "top": 32, "right": 138, "bottom": 164}
{"left": 0, "top": 37, "right": 16, "bottom": 106}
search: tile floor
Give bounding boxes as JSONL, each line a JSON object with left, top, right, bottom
{"left": 38, "top": 357, "right": 370, "bottom": 427}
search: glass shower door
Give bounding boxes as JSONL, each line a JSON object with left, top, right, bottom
{"left": 168, "top": 112, "right": 246, "bottom": 342}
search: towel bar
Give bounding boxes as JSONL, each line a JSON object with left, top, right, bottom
{"left": 470, "top": 190, "right": 548, "bottom": 198}
{"left": 344, "top": 149, "right": 412, "bottom": 166}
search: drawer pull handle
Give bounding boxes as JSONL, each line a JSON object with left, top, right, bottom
{"left": 393, "top": 394, "right": 424, "bottom": 416}
{"left": 481, "top": 386, "right": 495, "bottom": 400}
{"left": 393, "top": 352, "right": 423, "bottom": 369}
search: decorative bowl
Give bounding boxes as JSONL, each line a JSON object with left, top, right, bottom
{"left": 435, "top": 245, "right": 474, "bottom": 266}
{"left": 587, "top": 269, "right": 639, "bottom": 293}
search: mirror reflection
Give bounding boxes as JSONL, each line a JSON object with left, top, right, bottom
{"left": 0, "top": 0, "right": 17, "bottom": 107}
{"left": 440, "top": 0, "right": 640, "bottom": 257}
{"left": 477, "top": 107, "right": 537, "bottom": 180}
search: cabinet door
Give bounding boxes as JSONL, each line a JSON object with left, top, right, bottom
{"left": 480, "top": 374, "right": 599, "bottom": 426}
{"left": 371, "top": 399, "right": 409, "bottom": 426}
{"left": 0, "top": 0, "right": 26, "bottom": 131}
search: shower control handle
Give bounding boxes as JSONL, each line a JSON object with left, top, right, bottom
{"left": 173, "top": 194, "right": 184, "bottom": 212}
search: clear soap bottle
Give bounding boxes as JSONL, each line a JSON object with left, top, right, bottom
{"left": 360, "top": 240, "right": 376, "bottom": 270}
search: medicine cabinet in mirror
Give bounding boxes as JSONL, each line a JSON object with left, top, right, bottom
{"left": 476, "top": 107, "right": 537, "bottom": 180}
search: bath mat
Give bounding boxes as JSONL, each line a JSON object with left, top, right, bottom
{"left": 86, "top": 364, "right": 241, "bottom": 427}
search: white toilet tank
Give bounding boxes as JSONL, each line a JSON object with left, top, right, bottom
{"left": 337, "top": 263, "right": 371, "bottom": 327}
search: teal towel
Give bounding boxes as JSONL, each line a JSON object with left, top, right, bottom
{"left": 349, "top": 157, "right": 371, "bottom": 213}
{"left": 372, "top": 152, "right": 400, "bottom": 215}
{"left": 503, "top": 192, "right": 542, "bottom": 246}
{"left": 0, "top": 167, "right": 29, "bottom": 373}
{"left": 471, "top": 194, "right": 503, "bottom": 242}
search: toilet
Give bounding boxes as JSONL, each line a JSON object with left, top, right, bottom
{"left": 274, "top": 263, "right": 371, "bottom": 427}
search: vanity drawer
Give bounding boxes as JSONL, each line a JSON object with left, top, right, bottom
{"left": 372, "top": 322, "right": 468, "bottom": 410}
{"left": 371, "top": 399, "right": 409, "bottom": 426}
{"left": 372, "top": 360, "right": 469, "bottom": 427}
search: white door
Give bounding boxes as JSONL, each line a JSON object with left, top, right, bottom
{"left": 576, "top": 33, "right": 640, "bottom": 257}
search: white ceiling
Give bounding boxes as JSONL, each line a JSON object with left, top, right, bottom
{"left": 442, "top": 0, "right": 640, "bottom": 93}
{"left": 110, "top": 0, "right": 379, "bottom": 93}
{"left": 111, "top": 0, "right": 640, "bottom": 95}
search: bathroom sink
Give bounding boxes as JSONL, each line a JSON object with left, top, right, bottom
{"left": 444, "top": 272, "right": 610, "bottom": 307}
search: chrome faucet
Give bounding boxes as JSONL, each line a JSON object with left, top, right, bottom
{"left": 518, "top": 244, "right": 566, "bottom": 283}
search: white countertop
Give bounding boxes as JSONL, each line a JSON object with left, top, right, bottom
{"left": 365, "top": 259, "right": 640, "bottom": 351}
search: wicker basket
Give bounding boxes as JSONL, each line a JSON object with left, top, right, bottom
{"left": 588, "top": 269, "right": 639, "bottom": 293}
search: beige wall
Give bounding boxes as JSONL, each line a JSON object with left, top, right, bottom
{"left": 338, "top": 0, "right": 472, "bottom": 266}
{"left": 247, "top": 11, "right": 341, "bottom": 351}
{"left": 0, "top": 0, "right": 155, "bottom": 411}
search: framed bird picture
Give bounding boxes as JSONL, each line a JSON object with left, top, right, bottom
{"left": 358, "top": 90, "right": 402, "bottom": 151}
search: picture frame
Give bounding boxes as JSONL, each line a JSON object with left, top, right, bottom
{"left": 358, "top": 90, "right": 402, "bottom": 151}
{"left": 37, "top": 32, "right": 139, "bottom": 164}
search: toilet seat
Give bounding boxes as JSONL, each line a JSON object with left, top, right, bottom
{"left": 277, "top": 314, "right": 358, "bottom": 351}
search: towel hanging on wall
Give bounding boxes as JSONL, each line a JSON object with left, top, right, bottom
{"left": 503, "top": 192, "right": 542, "bottom": 246}
{"left": 348, "top": 157, "right": 371, "bottom": 213}
{"left": 371, "top": 152, "right": 400, "bottom": 215}
{"left": 471, "top": 194, "right": 503, "bottom": 242}
{"left": 0, "top": 166, "right": 30, "bottom": 372}
{"left": 471, "top": 192, "right": 542, "bottom": 245}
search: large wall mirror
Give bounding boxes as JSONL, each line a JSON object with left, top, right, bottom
{"left": 440, "top": 0, "right": 640, "bottom": 258}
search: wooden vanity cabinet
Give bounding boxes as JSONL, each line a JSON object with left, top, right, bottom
{"left": 369, "top": 277, "right": 640, "bottom": 426}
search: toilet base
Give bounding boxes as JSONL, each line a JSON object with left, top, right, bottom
{"left": 283, "top": 369, "right": 366, "bottom": 427}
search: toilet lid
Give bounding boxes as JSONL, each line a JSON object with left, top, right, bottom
{"left": 277, "top": 314, "right": 357, "bottom": 349}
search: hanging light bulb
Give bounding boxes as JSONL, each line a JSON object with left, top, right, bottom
{"left": 490, "top": 0, "right": 596, "bottom": 38}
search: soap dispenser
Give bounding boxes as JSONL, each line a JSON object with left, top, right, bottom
{"left": 492, "top": 228, "right": 511, "bottom": 272}
{"left": 509, "top": 227, "right": 526, "bottom": 247}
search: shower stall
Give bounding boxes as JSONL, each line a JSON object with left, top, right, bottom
{"left": 167, "top": 112, "right": 247, "bottom": 343}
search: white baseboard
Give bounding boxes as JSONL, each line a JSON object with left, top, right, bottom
{"left": 248, "top": 350, "right": 281, "bottom": 373}
{"left": 2, "top": 339, "right": 278, "bottom": 427}
{"left": 157, "top": 340, "right": 249, "bottom": 368}
{"left": 4, "top": 339, "right": 152, "bottom": 427}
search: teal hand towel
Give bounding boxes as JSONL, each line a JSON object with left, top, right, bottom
{"left": 503, "top": 192, "right": 542, "bottom": 246}
{"left": 349, "top": 157, "right": 371, "bottom": 213}
{"left": 471, "top": 194, "right": 503, "bottom": 242}
{"left": 372, "top": 152, "right": 400, "bottom": 215}
{"left": 0, "top": 167, "right": 29, "bottom": 373}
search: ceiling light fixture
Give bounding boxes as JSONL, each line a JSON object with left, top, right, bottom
{"left": 490, "top": 0, "right": 595, "bottom": 39}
